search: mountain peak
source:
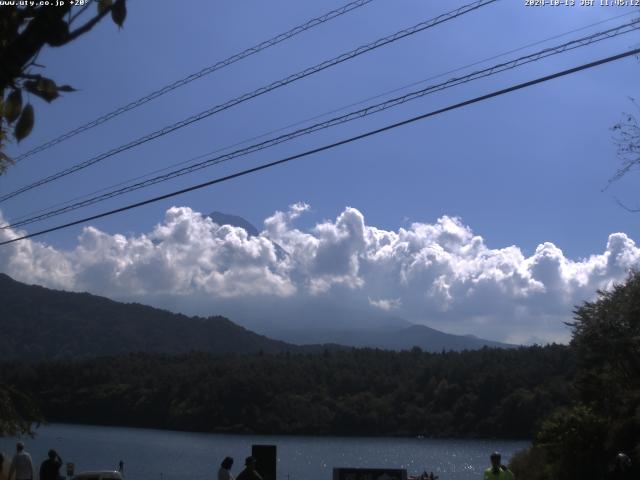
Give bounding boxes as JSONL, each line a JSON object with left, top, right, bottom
{"left": 207, "top": 211, "right": 288, "bottom": 260}
{"left": 207, "top": 211, "right": 259, "bottom": 237}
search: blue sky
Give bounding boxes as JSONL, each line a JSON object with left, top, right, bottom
{"left": 1, "top": 0, "right": 640, "bottom": 343}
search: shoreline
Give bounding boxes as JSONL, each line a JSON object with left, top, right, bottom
{"left": 17, "top": 421, "right": 534, "bottom": 443}
{"left": 0, "top": 424, "right": 530, "bottom": 480}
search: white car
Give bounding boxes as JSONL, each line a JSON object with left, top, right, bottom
{"left": 71, "top": 471, "right": 123, "bottom": 480}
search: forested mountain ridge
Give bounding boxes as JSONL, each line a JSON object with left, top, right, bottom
{"left": 2, "top": 344, "right": 574, "bottom": 438}
{"left": 0, "top": 273, "right": 513, "bottom": 359}
{"left": 0, "top": 273, "right": 311, "bottom": 360}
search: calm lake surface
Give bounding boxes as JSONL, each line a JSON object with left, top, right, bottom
{"left": 0, "top": 424, "right": 529, "bottom": 480}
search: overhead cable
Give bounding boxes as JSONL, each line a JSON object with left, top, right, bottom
{"left": 10, "top": 8, "right": 632, "bottom": 227}
{"left": 13, "top": 0, "right": 377, "bottom": 162}
{"left": 0, "top": 0, "right": 498, "bottom": 203}
{"left": 2, "top": 46, "right": 638, "bottom": 246}
{"left": 3, "top": 18, "right": 638, "bottom": 230}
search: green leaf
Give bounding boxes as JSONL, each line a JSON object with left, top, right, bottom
{"left": 24, "top": 79, "right": 58, "bottom": 103}
{"left": 38, "top": 78, "right": 59, "bottom": 100}
{"left": 57, "top": 85, "right": 77, "bottom": 92}
{"left": 14, "top": 104, "right": 34, "bottom": 142}
{"left": 38, "top": 78, "right": 57, "bottom": 94}
{"left": 98, "top": 0, "right": 113, "bottom": 14}
{"left": 4, "top": 89, "right": 22, "bottom": 123}
{"left": 111, "top": 0, "right": 126, "bottom": 28}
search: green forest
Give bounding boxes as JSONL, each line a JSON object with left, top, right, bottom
{"left": 1, "top": 344, "right": 572, "bottom": 439}
{"left": 1, "top": 271, "right": 639, "bottom": 480}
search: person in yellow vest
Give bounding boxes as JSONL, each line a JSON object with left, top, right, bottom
{"left": 483, "top": 452, "right": 514, "bottom": 480}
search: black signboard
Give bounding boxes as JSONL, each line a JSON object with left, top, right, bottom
{"left": 333, "top": 468, "right": 408, "bottom": 480}
{"left": 252, "top": 444, "right": 276, "bottom": 480}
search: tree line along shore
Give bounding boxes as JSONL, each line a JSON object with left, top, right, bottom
{"left": 2, "top": 271, "right": 639, "bottom": 480}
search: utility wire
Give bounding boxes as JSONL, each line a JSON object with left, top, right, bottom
{"left": 12, "top": 0, "right": 376, "bottom": 163}
{"left": 2, "top": 46, "right": 639, "bottom": 246}
{"left": 9, "top": 9, "right": 633, "bottom": 227}
{"left": 3, "top": 18, "right": 639, "bottom": 230}
{"left": 0, "top": 0, "right": 498, "bottom": 204}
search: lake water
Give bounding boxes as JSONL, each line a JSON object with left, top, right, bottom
{"left": 0, "top": 424, "right": 529, "bottom": 480}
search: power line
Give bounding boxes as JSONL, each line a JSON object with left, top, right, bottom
{"left": 9, "top": 9, "right": 633, "bottom": 227}
{"left": 2, "top": 46, "right": 638, "bottom": 247}
{"left": 0, "top": 0, "right": 498, "bottom": 204}
{"left": 4, "top": 18, "right": 638, "bottom": 230}
{"left": 12, "top": 0, "right": 376, "bottom": 163}
{"left": 5, "top": 18, "right": 638, "bottom": 228}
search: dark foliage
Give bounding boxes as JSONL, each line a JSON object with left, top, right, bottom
{"left": 0, "top": 383, "right": 42, "bottom": 436}
{"left": 1, "top": 345, "right": 573, "bottom": 439}
{"left": 0, "top": 273, "right": 318, "bottom": 360}
{"left": 0, "top": 1, "right": 126, "bottom": 163}
{"left": 512, "top": 271, "right": 640, "bottom": 480}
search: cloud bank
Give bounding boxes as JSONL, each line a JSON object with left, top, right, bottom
{"left": 1, "top": 204, "right": 638, "bottom": 344}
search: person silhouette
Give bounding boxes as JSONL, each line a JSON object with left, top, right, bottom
{"left": 39, "top": 450, "right": 62, "bottom": 480}
{"left": 236, "top": 457, "right": 262, "bottom": 480}
{"left": 483, "top": 452, "right": 513, "bottom": 480}
{"left": 8, "top": 443, "right": 33, "bottom": 480}
{"left": 218, "top": 457, "right": 234, "bottom": 480}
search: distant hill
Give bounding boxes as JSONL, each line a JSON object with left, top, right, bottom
{"left": 0, "top": 274, "right": 314, "bottom": 361}
{"left": 215, "top": 297, "right": 411, "bottom": 336}
{"left": 205, "top": 293, "right": 514, "bottom": 351}
{"left": 275, "top": 324, "right": 514, "bottom": 351}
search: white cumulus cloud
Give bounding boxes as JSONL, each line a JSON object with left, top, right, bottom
{"left": 1, "top": 205, "right": 638, "bottom": 344}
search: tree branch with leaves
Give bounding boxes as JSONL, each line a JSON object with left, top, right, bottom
{"left": 607, "top": 100, "right": 640, "bottom": 211}
{"left": 0, "top": 383, "right": 42, "bottom": 437}
{"left": 0, "top": 0, "right": 127, "bottom": 173}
